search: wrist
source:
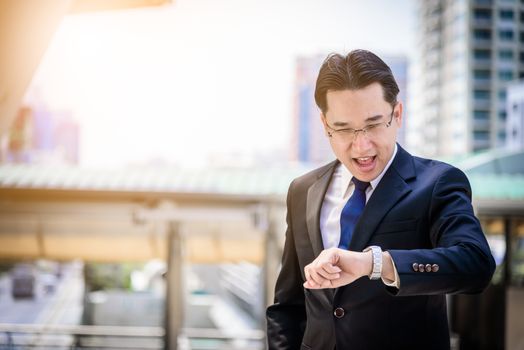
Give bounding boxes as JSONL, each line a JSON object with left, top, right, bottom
{"left": 381, "top": 251, "right": 395, "bottom": 282}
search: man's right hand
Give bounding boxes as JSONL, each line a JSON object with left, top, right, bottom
{"left": 303, "top": 248, "right": 372, "bottom": 289}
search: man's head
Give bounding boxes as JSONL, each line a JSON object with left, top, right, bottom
{"left": 314, "top": 50, "right": 403, "bottom": 182}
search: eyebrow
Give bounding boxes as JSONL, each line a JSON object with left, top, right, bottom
{"left": 331, "top": 113, "right": 385, "bottom": 127}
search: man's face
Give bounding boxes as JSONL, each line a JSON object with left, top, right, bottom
{"left": 321, "top": 83, "right": 402, "bottom": 182}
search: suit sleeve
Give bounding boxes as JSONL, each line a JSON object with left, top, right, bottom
{"left": 266, "top": 181, "right": 307, "bottom": 350}
{"left": 387, "top": 167, "right": 496, "bottom": 296}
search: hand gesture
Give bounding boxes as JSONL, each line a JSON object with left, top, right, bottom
{"left": 303, "top": 248, "right": 371, "bottom": 289}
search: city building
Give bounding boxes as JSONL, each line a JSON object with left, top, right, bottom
{"left": 2, "top": 104, "right": 79, "bottom": 164}
{"left": 6, "top": 106, "right": 34, "bottom": 163}
{"left": 410, "top": 0, "right": 524, "bottom": 158}
{"left": 292, "top": 54, "right": 408, "bottom": 164}
{"left": 506, "top": 81, "right": 524, "bottom": 150}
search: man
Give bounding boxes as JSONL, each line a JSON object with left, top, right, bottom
{"left": 266, "top": 50, "right": 495, "bottom": 350}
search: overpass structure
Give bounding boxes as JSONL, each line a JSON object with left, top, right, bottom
{"left": 0, "top": 165, "right": 295, "bottom": 264}
{"left": 0, "top": 164, "right": 304, "bottom": 349}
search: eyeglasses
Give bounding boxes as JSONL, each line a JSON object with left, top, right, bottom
{"left": 325, "top": 107, "right": 395, "bottom": 143}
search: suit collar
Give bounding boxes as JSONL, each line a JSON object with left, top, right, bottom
{"left": 306, "top": 160, "right": 338, "bottom": 257}
{"left": 390, "top": 143, "right": 416, "bottom": 181}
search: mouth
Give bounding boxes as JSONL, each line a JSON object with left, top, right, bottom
{"left": 352, "top": 156, "right": 376, "bottom": 173}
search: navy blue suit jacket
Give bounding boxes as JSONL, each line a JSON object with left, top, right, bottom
{"left": 266, "top": 145, "right": 495, "bottom": 350}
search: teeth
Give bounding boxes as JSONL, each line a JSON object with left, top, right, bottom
{"left": 357, "top": 157, "right": 371, "bottom": 161}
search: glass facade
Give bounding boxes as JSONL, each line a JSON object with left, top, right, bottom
{"left": 414, "top": 0, "right": 524, "bottom": 156}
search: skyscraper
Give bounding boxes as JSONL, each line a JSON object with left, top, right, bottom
{"left": 292, "top": 55, "right": 331, "bottom": 164}
{"left": 292, "top": 54, "right": 408, "bottom": 164}
{"left": 411, "top": 0, "right": 524, "bottom": 158}
{"left": 506, "top": 81, "right": 524, "bottom": 150}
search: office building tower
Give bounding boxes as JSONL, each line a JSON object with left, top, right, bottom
{"left": 292, "top": 54, "right": 408, "bottom": 164}
{"left": 506, "top": 81, "right": 524, "bottom": 150}
{"left": 411, "top": 0, "right": 524, "bottom": 158}
{"left": 3, "top": 104, "right": 80, "bottom": 164}
{"left": 6, "top": 107, "right": 34, "bottom": 163}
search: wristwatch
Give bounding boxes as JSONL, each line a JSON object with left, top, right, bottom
{"left": 363, "top": 245, "right": 383, "bottom": 280}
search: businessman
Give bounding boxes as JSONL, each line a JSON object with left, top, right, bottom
{"left": 266, "top": 49, "right": 495, "bottom": 350}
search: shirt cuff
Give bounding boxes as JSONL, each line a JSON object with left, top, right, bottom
{"left": 381, "top": 254, "right": 400, "bottom": 289}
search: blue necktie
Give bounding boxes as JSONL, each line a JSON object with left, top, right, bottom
{"left": 338, "top": 177, "right": 370, "bottom": 250}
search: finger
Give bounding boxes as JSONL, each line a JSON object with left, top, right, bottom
{"left": 304, "top": 265, "right": 320, "bottom": 287}
{"left": 307, "top": 267, "right": 327, "bottom": 286}
{"left": 304, "top": 277, "right": 335, "bottom": 289}
{"left": 303, "top": 280, "right": 320, "bottom": 289}
{"left": 316, "top": 263, "right": 341, "bottom": 280}
{"left": 316, "top": 268, "right": 340, "bottom": 280}
{"left": 323, "top": 263, "right": 342, "bottom": 274}
{"left": 304, "top": 265, "right": 310, "bottom": 281}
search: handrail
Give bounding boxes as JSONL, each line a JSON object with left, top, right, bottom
{"left": 0, "top": 323, "right": 165, "bottom": 337}
{"left": 0, "top": 323, "right": 265, "bottom": 350}
{"left": 182, "top": 327, "right": 265, "bottom": 340}
{"left": 0, "top": 323, "right": 265, "bottom": 340}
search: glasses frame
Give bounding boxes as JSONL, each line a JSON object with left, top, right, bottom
{"left": 325, "top": 105, "right": 396, "bottom": 142}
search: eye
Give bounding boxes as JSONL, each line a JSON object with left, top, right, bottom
{"left": 338, "top": 128, "right": 355, "bottom": 135}
{"left": 364, "top": 123, "right": 380, "bottom": 131}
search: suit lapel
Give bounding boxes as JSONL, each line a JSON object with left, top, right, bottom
{"left": 348, "top": 145, "right": 416, "bottom": 251}
{"left": 306, "top": 161, "right": 338, "bottom": 257}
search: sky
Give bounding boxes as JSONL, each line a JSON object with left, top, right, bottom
{"left": 28, "top": 0, "right": 416, "bottom": 168}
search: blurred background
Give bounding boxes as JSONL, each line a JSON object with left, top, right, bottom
{"left": 0, "top": 0, "right": 523, "bottom": 349}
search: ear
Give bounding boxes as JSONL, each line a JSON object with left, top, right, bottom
{"left": 394, "top": 101, "right": 403, "bottom": 128}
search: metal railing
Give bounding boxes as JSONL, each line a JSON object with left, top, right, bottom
{"left": 0, "top": 323, "right": 165, "bottom": 350}
{"left": 0, "top": 324, "right": 266, "bottom": 350}
{"left": 179, "top": 328, "right": 265, "bottom": 350}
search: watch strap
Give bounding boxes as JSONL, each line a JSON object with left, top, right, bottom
{"left": 363, "top": 245, "right": 382, "bottom": 280}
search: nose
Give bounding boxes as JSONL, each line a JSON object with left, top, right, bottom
{"left": 351, "top": 130, "right": 372, "bottom": 152}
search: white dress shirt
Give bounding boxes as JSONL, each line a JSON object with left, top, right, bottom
{"left": 319, "top": 144, "right": 400, "bottom": 287}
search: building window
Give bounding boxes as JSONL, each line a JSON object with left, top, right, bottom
{"left": 474, "top": 29, "right": 491, "bottom": 40}
{"left": 500, "top": 9, "right": 514, "bottom": 20}
{"left": 474, "top": 110, "right": 490, "bottom": 120}
{"left": 520, "top": 31, "right": 524, "bottom": 43}
{"left": 498, "top": 131, "right": 506, "bottom": 141}
{"left": 500, "top": 110, "right": 508, "bottom": 120}
{"left": 474, "top": 90, "right": 490, "bottom": 99}
{"left": 498, "top": 90, "right": 507, "bottom": 100}
{"left": 499, "top": 70, "right": 514, "bottom": 80}
{"left": 520, "top": 52, "right": 524, "bottom": 62}
{"left": 474, "top": 8, "right": 492, "bottom": 19}
{"left": 474, "top": 69, "right": 491, "bottom": 80}
{"left": 499, "top": 50, "right": 514, "bottom": 60}
{"left": 520, "top": 71, "right": 524, "bottom": 78}
{"left": 474, "top": 49, "right": 491, "bottom": 59}
{"left": 499, "top": 29, "right": 514, "bottom": 41}
{"left": 474, "top": 131, "right": 490, "bottom": 141}
{"left": 520, "top": 11, "right": 524, "bottom": 21}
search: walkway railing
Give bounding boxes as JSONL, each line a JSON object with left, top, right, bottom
{"left": 0, "top": 323, "right": 265, "bottom": 350}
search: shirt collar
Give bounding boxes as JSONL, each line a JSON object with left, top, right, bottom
{"left": 369, "top": 143, "right": 398, "bottom": 190}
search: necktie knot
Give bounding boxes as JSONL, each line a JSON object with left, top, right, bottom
{"left": 351, "top": 177, "right": 370, "bottom": 192}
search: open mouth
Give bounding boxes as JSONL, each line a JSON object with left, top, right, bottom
{"left": 352, "top": 156, "right": 376, "bottom": 172}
